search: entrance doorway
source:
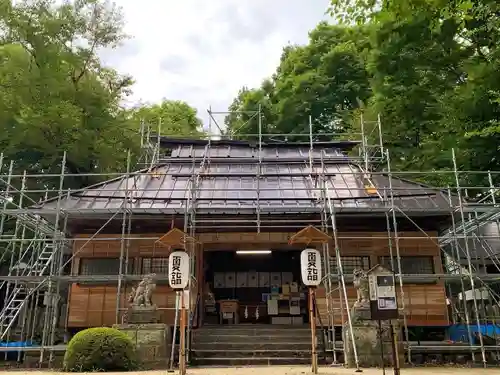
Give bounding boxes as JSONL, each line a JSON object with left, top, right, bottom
{"left": 202, "top": 250, "right": 308, "bottom": 325}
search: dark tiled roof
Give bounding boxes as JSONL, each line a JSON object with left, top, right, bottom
{"left": 33, "top": 141, "right": 454, "bottom": 216}
{"left": 158, "top": 137, "right": 360, "bottom": 151}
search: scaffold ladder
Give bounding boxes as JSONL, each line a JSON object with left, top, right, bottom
{"left": 440, "top": 209, "right": 500, "bottom": 246}
{"left": 323, "top": 175, "right": 361, "bottom": 370}
{"left": 185, "top": 141, "right": 211, "bottom": 363}
{"left": 0, "top": 240, "right": 57, "bottom": 339}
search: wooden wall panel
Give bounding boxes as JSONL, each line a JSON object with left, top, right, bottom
{"left": 67, "top": 284, "right": 178, "bottom": 327}
{"left": 69, "top": 231, "right": 443, "bottom": 328}
{"left": 72, "top": 231, "right": 440, "bottom": 258}
{"left": 332, "top": 231, "right": 440, "bottom": 257}
{"left": 315, "top": 283, "right": 449, "bottom": 326}
{"left": 72, "top": 234, "right": 179, "bottom": 258}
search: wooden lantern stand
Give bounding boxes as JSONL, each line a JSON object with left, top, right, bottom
{"left": 308, "top": 286, "right": 318, "bottom": 373}
{"left": 156, "top": 228, "right": 200, "bottom": 375}
{"left": 289, "top": 225, "right": 332, "bottom": 375}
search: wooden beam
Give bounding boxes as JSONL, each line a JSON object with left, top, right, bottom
{"left": 156, "top": 228, "right": 200, "bottom": 249}
{"left": 289, "top": 225, "right": 331, "bottom": 245}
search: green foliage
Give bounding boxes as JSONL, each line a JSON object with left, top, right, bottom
{"left": 224, "top": 85, "right": 273, "bottom": 140}
{"left": 225, "top": 23, "right": 371, "bottom": 142}
{"left": 0, "top": 0, "right": 140, "bottom": 194}
{"left": 129, "top": 100, "right": 205, "bottom": 138}
{"left": 359, "top": 0, "right": 500, "bottom": 187}
{"left": 63, "top": 327, "right": 138, "bottom": 372}
{"left": 228, "top": 0, "right": 500, "bottom": 189}
{"left": 0, "top": 0, "right": 205, "bottom": 204}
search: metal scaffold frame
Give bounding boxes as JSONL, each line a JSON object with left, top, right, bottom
{"left": 0, "top": 107, "right": 498, "bottom": 368}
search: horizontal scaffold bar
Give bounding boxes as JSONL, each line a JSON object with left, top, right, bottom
{"left": 0, "top": 274, "right": 498, "bottom": 283}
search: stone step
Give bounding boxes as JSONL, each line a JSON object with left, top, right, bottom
{"left": 193, "top": 356, "right": 313, "bottom": 366}
{"left": 193, "top": 333, "right": 314, "bottom": 343}
{"left": 191, "top": 325, "right": 324, "bottom": 366}
{"left": 192, "top": 342, "right": 313, "bottom": 351}
{"left": 191, "top": 348, "right": 312, "bottom": 359}
{"left": 201, "top": 324, "right": 309, "bottom": 330}
{"left": 195, "top": 326, "right": 311, "bottom": 337}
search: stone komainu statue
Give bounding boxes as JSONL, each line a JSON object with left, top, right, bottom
{"left": 352, "top": 268, "right": 369, "bottom": 305}
{"left": 128, "top": 273, "right": 157, "bottom": 307}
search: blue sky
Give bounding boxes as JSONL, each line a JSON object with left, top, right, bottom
{"left": 100, "top": 0, "right": 331, "bottom": 130}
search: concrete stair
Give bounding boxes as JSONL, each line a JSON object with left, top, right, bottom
{"left": 191, "top": 325, "right": 322, "bottom": 366}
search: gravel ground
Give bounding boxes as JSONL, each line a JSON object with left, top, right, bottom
{"left": 2, "top": 368, "right": 500, "bottom": 375}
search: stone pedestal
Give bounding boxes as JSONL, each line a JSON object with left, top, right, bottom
{"left": 113, "top": 323, "right": 170, "bottom": 369}
{"left": 126, "top": 306, "right": 159, "bottom": 324}
{"left": 343, "top": 321, "right": 404, "bottom": 368}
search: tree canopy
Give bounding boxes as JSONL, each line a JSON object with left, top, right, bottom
{"left": 225, "top": 23, "right": 372, "bottom": 142}
{"left": 2, "top": 0, "right": 499, "bottom": 195}
{"left": 129, "top": 100, "right": 204, "bottom": 139}
{"left": 226, "top": 1, "right": 500, "bottom": 189}
{"left": 0, "top": 0, "right": 204, "bottom": 195}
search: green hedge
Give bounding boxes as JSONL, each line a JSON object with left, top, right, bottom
{"left": 63, "top": 327, "right": 139, "bottom": 372}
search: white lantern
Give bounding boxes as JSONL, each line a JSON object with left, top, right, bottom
{"left": 168, "top": 251, "right": 190, "bottom": 289}
{"left": 300, "top": 248, "right": 322, "bottom": 287}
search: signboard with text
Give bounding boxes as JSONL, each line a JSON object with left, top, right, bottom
{"left": 300, "top": 248, "right": 322, "bottom": 287}
{"left": 368, "top": 265, "right": 398, "bottom": 320}
{"left": 168, "top": 251, "right": 190, "bottom": 289}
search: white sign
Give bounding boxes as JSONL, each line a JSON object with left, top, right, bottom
{"left": 300, "top": 248, "right": 322, "bottom": 287}
{"left": 168, "top": 251, "right": 190, "bottom": 289}
{"left": 368, "top": 274, "right": 377, "bottom": 301}
{"left": 378, "top": 297, "right": 397, "bottom": 310}
{"left": 374, "top": 274, "right": 397, "bottom": 311}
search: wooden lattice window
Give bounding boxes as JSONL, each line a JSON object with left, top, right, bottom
{"left": 79, "top": 258, "right": 133, "bottom": 275}
{"left": 329, "top": 256, "right": 370, "bottom": 275}
{"left": 378, "top": 256, "right": 434, "bottom": 274}
{"left": 142, "top": 257, "right": 169, "bottom": 275}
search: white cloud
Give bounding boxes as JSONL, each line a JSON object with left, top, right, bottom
{"left": 101, "top": 0, "right": 331, "bottom": 131}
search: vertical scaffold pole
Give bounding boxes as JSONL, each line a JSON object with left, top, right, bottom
{"left": 377, "top": 114, "right": 384, "bottom": 159}
{"left": 385, "top": 150, "right": 410, "bottom": 358}
{"left": 40, "top": 152, "right": 66, "bottom": 365}
{"left": 156, "top": 118, "right": 162, "bottom": 165}
{"left": 487, "top": 171, "right": 500, "bottom": 359}
{"left": 451, "top": 149, "right": 487, "bottom": 367}
{"left": 5, "top": 169, "right": 27, "bottom": 355}
{"left": 319, "top": 152, "right": 336, "bottom": 363}
{"left": 324, "top": 189, "right": 361, "bottom": 371}
{"left": 184, "top": 129, "right": 211, "bottom": 364}
{"left": 49, "top": 152, "right": 67, "bottom": 366}
{"left": 1, "top": 161, "right": 15, "bottom": 344}
{"left": 257, "top": 104, "right": 262, "bottom": 233}
{"left": 446, "top": 186, "right": 475, "bottom": 359}
{"left": 116, "top": 150, "right": 131, "bottom": 323}
{"left": 309, "top": 115, "right": 336, "bottom": 361}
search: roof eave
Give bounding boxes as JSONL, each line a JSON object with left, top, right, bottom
{"left": 157, "top": 136, "right": 361, "bottom": 151}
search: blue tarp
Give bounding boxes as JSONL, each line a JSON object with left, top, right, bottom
{"left": 0, "top": 341, "right": 35, "bottom": 355}
{"left": 448, "top": 324, "right": 500, "bottom": 344}
{"left": 0, "top": 341, "right": 34, "bottom": 347}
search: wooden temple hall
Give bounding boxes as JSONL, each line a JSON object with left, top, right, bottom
{"left": 1, "top": 134, "right": 480, "bottom": 367}
{"left": 30, "top": 137, "right": 453, "bottom": 333}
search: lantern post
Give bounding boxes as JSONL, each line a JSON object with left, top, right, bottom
{"left": 168, "top": 250, "right": 190, "bottom": 375}
{"left": 300, "top": 248, "right": 323, "bottom": 374}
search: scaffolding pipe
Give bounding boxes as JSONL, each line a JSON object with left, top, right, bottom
{"left": 385, "top": 150, "right": 411, "bottom": 358}
{"left": 48, "top": 152, "right": 68, "bottom": 365}
{"left": 319, "top": 147, "right": 337, "bottom": 363}
{"left": 257, "top": 104, "right": 262, "bottom": 233}
{"left": 446, "top": 186, "right": 476, "bottom": 359}
{"left": 324, "top": 184, "right": 361, "bottom": 370}
{"left": 115, "top": 151, "right": 131, "bottom": 323}
{"left": 0, "top": 112, "right": 498, "bottom": 368}
{"left": 452, "top": 148, "right": 487, "bottom": 367}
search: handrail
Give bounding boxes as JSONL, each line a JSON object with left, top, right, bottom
{"left": 312, "top": 291, "right": 328, "bottom": 360}
{"left": 187, "top": 293, "right": 200, "bottom": 364}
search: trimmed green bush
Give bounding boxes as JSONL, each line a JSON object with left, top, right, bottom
{"left": 63, "top": 327, "right": 139, "bottom": 372}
